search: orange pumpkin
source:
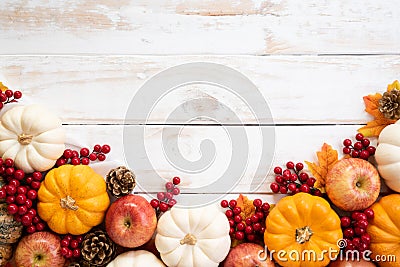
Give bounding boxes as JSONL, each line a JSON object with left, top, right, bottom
{"left": 367, "top": 194, "right": 400, "bottom": 267}
{"left": 264, "top": 193, "right": 343, "bottom": 267}
{"left": 37, "top": 164, "right": 110, "bottom": 235}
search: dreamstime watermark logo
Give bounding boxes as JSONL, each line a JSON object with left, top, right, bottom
{"left": 123, "top": 62, "right": 275, "bottom": 207}
{"left": 257, "top": 239, "right": 397, "bottom": 263}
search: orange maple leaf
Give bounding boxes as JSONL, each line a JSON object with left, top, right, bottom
{"left": 305, "top": 143, "right": 338, "bottom": 193}
{"left": 358, "top": 81, "right": 399, "bottom": 137}
{"left": 236, "top": 194, "right": 255, "bottom": 221}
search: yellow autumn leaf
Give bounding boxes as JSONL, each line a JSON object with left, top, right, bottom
{"left": 305, "top": 143, "right": 338, "bottom": 193}
{"left": 236, "top": 194, "right": 255, "bottom": 221}
{"left": 387, "top": 80, "right": 400, "bottom": 92}
{"left": 0, "top": 82, "right": 8, "bottom": 92}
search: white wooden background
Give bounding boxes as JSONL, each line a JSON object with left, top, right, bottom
{"left": 0, "top": 0, "right": 399, "bottom": 204}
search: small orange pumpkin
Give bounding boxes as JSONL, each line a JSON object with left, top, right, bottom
{"left": 367, "top": 194, "right": 400, "bottom": 267}
{"left": 37, "top": 164, "right": 110, "bottom": 235}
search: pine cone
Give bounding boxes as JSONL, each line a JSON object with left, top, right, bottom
{"left": 81, "top": 230, "right": 116, "bottom": 266}
{"left": 379, "top": 89, "right": 400, "bottom": 119}
{"left": 106, "top": 166, "right": 136, "bottom": 198}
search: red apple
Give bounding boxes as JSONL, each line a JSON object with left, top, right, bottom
{"left": 223, "top": 243, "right": 274, "bottom": 267}
{"left": 15, "top": 231, "right": 65, "bottom": 267}
{"left": 326, "top": 158, "right": 380, "bottom": 211}
{"left": 329, "top": 258, "right": 375, "bottom": 266}
{"left": 105, "top": 194, "right": 157, "bottom": 248}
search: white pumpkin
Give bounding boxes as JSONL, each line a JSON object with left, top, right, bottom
{"left": 0, "top": 105, "right": 65, "bottom": 173}
{"left": 155, "top": 204, "right": 231, "bottom": 267}
{"left": 106, "top": 250, "right": 165, "bottom": 267}
{"left": 375, "top": 120, "right": 400, "bottom": 192}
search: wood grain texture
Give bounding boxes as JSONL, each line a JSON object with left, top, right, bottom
{"left": 63, "top": 124, "right": 374, "bottom": 194}
{"left": 0, "top": 0, "right": 399, "bottom": 54}
{"left": 0, "top": 55, "right": 398, "bottom": 124}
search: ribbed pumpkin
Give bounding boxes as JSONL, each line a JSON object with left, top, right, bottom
{"left": 264, "top": 193, "right": 343, "bottom": 267}
{"left": 37, "top": 165, "right": 110, "bottom": 235}
{"left": 367, "top": 194, "right": 400, "bottom": 267}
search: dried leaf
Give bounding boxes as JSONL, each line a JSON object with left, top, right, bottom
{"left": 236, "top": 194, "right": 255, "bottom": 220}
{"left": 305, "top": 143, "right": 338, "bottom": 193}
{"left": 0, "top": 82, "right": 8, "bottom": 92}
{"left": 358, "top": 81, "right": 399, "bottom": 137}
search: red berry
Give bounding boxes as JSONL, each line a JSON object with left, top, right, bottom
{"left": 253, "top": 223, "right": 262, "bottom": 232}
{"left": 6, "top": 185, "right": 16, "bottom": 195}
{"left": 165, "top": 192, "right": 173, "bottom": 200}
{"left": 229, "top": 200, "right": 237, "bottom": 208}
{"left": 35, "top": 222, "right": 45, "bottom": 231}
{"left": 71, "top": 157, "right": 80, "bottom": 165}
{"left": 26, "top": 225, "right": 36, "bottom": 234}
{"left": 228, "top": 219, "right": 235, "bottom": 227}
{"left": 235, "top": 231, "right": 244, "bottom": 240}
{"left": 270, "top": 182, "right": 279, "bottom": 193}
{"left": 250, "top": 214, "right": 259, "bottom": 223}
{"left": 340, "top": 216, "right": 351, "bottom": 228}
{"left": 13, "top": 91, "right": 22, "bottom": 99}
{"left": 6, "top": 195, "right": 15, "bottom": 204}
{"left": 5, "top": 167, "right": 14, "bottom": 176}
{"left": 25, "top": 199, "right": 32, "bottom": 208}
{"left": 80, "top": 148, "right": 90, "bottom": 157}
{"left": 359, "top": 242, "right": 368, "bottom": 252}
{"left": 18, "top": 205, "right": 28, "bottom": 215}
{"left": 353, "top": 237, "right": 361, "bottom": 248}
{"left": 8, "top": 179, "right": 20, "bottom": 188}
{"left": 353, "top": 142, "right": 363, "bottom": 150}
{"left": 356, "top": 213, "right": 367, "bottom": 221}
{"left": 27, "top": 209, "right": 36, "bottom": 218}
{"left": 7, "top": 204, "right": 18, "bottom": 214}
{"left": 172, "top": 187, "right": 180, "bottom": 195}
{"left": 343, "top": 147, "right": 351, "bottom": 154}
{"left": 356, "top": 133, "right": 364, "bottom": 141}
{"left": 343, "top": 139, "right": 352, "bottom": 147}
{"left": 256, "top": 211, "right": 264, "bottom": 220}
{"left": 72, "top": 249, "right": 81, "bottom": 258}
{"left": 97, "top": 153, "right": 106, "bottom": 161}
{"left": 5, "top": 158, "right": 13, "bottom": 167}
{"left": 30, "top": 181, "right": 41, "bottom": 190}
{"left": 76, "top": 236, "right": 83, "bottom": 243}
{"left": 282, "top": 169, "right": 291, "bottom": 179}
{"left": 89, "top": 153, "right": 97, "bottom": 161}
{"left": 16, "top": 194, "right": 27, "bottom": 205}
{"left": 260, "top": 226, "right": 266, "bottom": 234}
{"left": 290, "top": 173, "right": 298, "bottom": 182}
{"left": 4, "top": 90, "right": 13, "bottom": 98}
{"left": 27, "top": 190, "right": 38, "bottom": 200}
{"left": 273, "top": 166, "right": 282, "bottom": 175}
{"left": 253, "top": 199, "right": 262, "bottom": 208}
{"left": 295, "top": 162, "right": 304, "bottom": 171}
{"left": 70, "top": 240, "right": 79, "bottom": 249}
{"left": 56, "top": 158, "right": 66, "bottom": 166}
{"left": 229, "top": 227, "right": 235, "bottom": 235}
{"left": 352, "top": 212, "right": 362, "bottom": 220}
{"left": 172, "top": 176, "right": 181, "bottom": 185}
{"left": 32, "top": 172, "right": 42, "bottom": 181}
{"left": 150, "top": 199, "right": 159, "bottom": 208}
{"left": 21, "top": 214, "right": 32, "bottom": 226}
{"left": 354, "top": 227, "right": 365, "bottom": 236}
{"left": 221, "top": 200, "right": 229, "bottom": 208}
{"left": 359, "top": 150, "right": 370, "bottom": 160}
{"left": 25, "top": 177, "right": 33, "bottom": 184}
{"left": 275, "top": 175, "right": 283, "bottom": 184}
{"left": 300, "top": 184, "right": 310, "bottom": 193}
{"left": 245, "top": 218, "right": 252, "bottom": 225}
{"left": 262, "top": 203, "right": 270, "bottom": 212}
{"left": 364, "top": 208, "right": 374, "bottom": 219}
{"left": 245, "top": 225, "right": 253, "bottom": 234}
{"left": 288, "top": 183, "right": 297, "bottom": 192}
{"left": 362, "top": 138, "right": 370, "bottom": 147}
{"left": 234, "top": 215, "right": 242, "bottom": 223}
{"left": 299, "top": 172, "right": 309, "bottom": 182}
{"left": 0, "top": 93, "right": 7, "bottom": 102}
{"left": 159, "top": 202, "right": 169, "bottom": 212}
{"left": 14, "top": 170, "right": 25, "bottom": 180}
{"left": 246, "top": 234, "right": 256, "bottom": 241}
{"left": 358, "top": 220, "right": 368, "bottom": 229}
{"left": 286, "top": 161, "right": 295, "bottom": 169}
{"left": 343, "top": 228, "right": 354, "bottom": 238}
{"left": 157, "top": 192, "right": 165, "bottom": 201}
{"left": 0, "top": 188, "right": 5, "bottom": 199}
{"left": 306, "top": 178, "right": 316, "bottom": 187}
{"left": 225, "top": 210, "right": 233, "bottom": 218}
{"left": 63, "top": 149, "right": 73, "bottom": 159}
{"left": 361, "top": 233, "right": 371, "bottom": 244}
{"left": 81, "top": 157, "right": 89, "bottom": 165}
{"left": 101, "top": 145, "right": 111, "bottom": 154}
{"left": 236, "top": 222, "right": 245, "bottom": 231}
{"left": 71, "top": 150, "right": 79, "bottom": 158}
{"left": 61, "top": 246, "right": 69, "bottom": 256}
{"left": 93, "top": 145, "right": 101, "bottom": 152}
{"left": 366, "top": 146, "right": 376, "bottom": 155}
{"left": 165, "top": 182, "right": 174, "bottom": 191}
{"left": 168, "top": 199, "right": 177, "bottom": 207}
{"left": 280, "top": 186, "right": 288, "bottom": 194}
{"left": 351, "top": 150, "right": 359, "bottom": 158}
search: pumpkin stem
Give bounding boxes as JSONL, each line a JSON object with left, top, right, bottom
{"left": 296, "top": 226, "right": 313, "bottom": 244}
{"left": 18, "top": 133, "right": 33, "bottom": 145}
{"left": 60, "top": 195, "right": 79, "bottom": 211}
{"left": 180, "top": 233, "right": 197, "bottom": 245}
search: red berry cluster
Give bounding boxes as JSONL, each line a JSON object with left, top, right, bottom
{"left": 56, "top": 144, "right": 111, "bottom": 166}
{"left": 220, "top": 198, "right": 271, "bottom": 243}
{"left": 0, "top": 89, "right": 22, "bottom": 110}
{"left": 270, "top": 162, "right": 322, "bottom": 196}
{"left": 60, "top": 234, "right": 83, "bottom": 259}
{"left": 342, "top": 133, "right": 376, "bottom": 160}
{"left": 340, "top": 208, "right": 374, "bottom": 253}
{"left": 0, "top": 159, "right": 46, "bottom": 233}
{"left": 150, "top": 177, "right": 181, "bottom": 213}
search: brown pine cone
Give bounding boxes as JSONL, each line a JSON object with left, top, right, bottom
{"left": 106, "top": 166, "right": 136, "bottom": 198}
{"left": 81, "top": 230, "right": 116, "bottom": 266}
{"left": 379, "top": 89, "right": 400, "bottom": 119}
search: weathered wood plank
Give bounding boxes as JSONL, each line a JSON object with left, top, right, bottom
{"left": 0, "top": 0, "right": 399, "bottom": 54}
{"left": 0, "top": 55, "right": 398, "bottom": 124}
